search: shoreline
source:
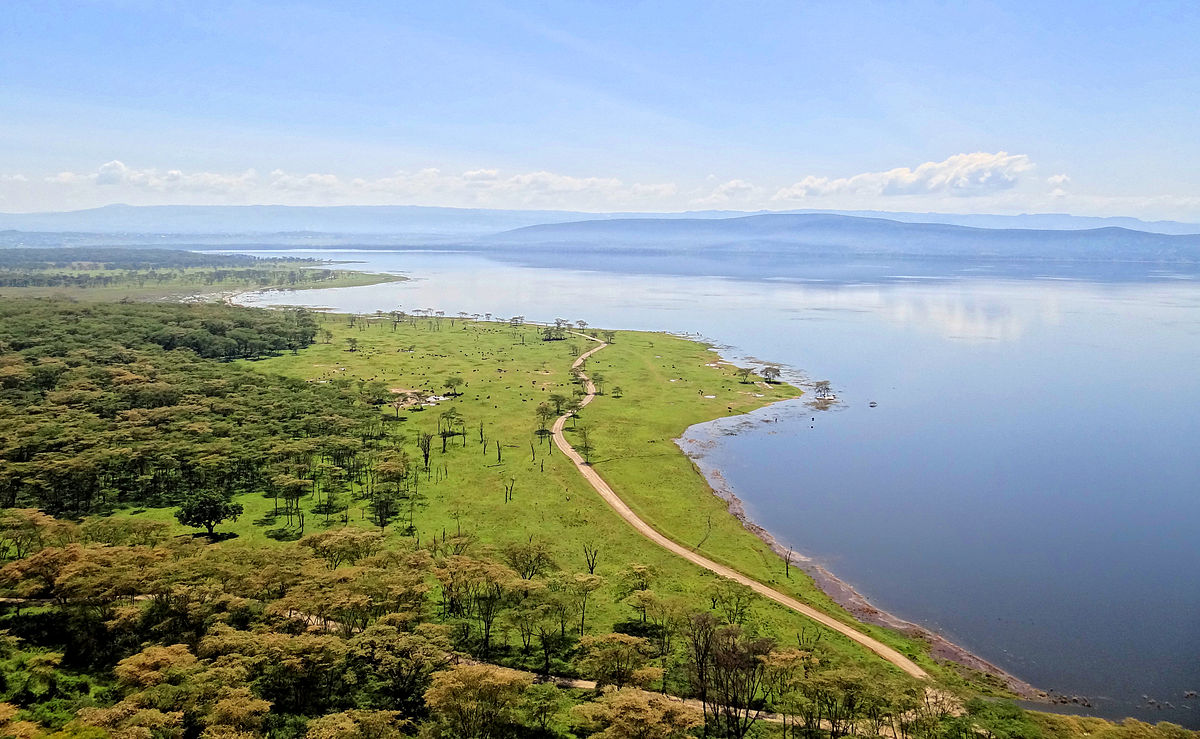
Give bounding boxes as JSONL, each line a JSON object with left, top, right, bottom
{"left": 675, "top": 398, "right": 1045, "bottom": 701}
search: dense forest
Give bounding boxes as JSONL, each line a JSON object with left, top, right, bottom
{"left": 0, "top": 248, "right": 283, "bottom": 270}
{"left": 0, "top": 298, "right": 1195, "bottom": 738}
{"left": 0, "top": 247, "right": 360, "bottom": 292}
{"left": 4, "top": 512, "right": 1187, "bottom": 739}
{"left": 0, "top": 300, "right": 364, "bottom": 517}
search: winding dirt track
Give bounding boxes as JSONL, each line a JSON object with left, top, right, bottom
{"left": 552, "top": 334, "right": 929, "bottom": 681}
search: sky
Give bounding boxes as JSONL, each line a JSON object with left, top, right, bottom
{"left": 2, "top": 0, "right": 1198, "bottom": 219}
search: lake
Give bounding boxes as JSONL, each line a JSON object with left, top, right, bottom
{"left": 233, "top": 248, "right": 1200, "bottom": 725}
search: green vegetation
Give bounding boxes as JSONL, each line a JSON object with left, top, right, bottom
{"left": 0, "top": 300, "right": 372, "bottom": 517}
{"left": 0, "top": 297, "right": 1192, "bottom": 739}
{"left": 0, "top": 247, "right": 400, "bottom": 300}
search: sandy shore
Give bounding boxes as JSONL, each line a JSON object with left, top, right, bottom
{"left": 675, "top": 400, "right": 1046, "bottom": 701}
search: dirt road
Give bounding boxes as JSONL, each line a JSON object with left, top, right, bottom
{"left": 552, "top": 335, "right": 929, "bottom": 681}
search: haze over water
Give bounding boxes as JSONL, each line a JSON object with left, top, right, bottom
{"left": 236, "top": 249, "right": 1200, "bottom": 725}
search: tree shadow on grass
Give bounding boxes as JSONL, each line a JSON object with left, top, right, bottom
{"left": 190, "top": 531, "right": 239, "bottom": 542}
{"left": 265, "top": 527, "right": 303, "bottom": 542}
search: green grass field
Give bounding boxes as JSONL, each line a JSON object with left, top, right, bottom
{"left": 114, "top": 313, "right": 987, "bottom": 690}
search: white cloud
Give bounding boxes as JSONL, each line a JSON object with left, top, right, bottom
{"left": 316, "top": 167, "right": 675, "bottom": 206}
{"left": 691, "top": 179, "right": 761, "bottom": 206}
{"left": 268, "top": 170, "right": 342, "bottom": 192}
{"left": 49, "top": 160, "right": 258, "bottom": 193}
{"left": 8, "top": 156, "right": 1198, "bottom": 221}
{"left": 773, "top": 152, "right": 1035, "bottom": 201}
{"left": 46, "top": 171, "right": 91, "bottom": 185}
{"left": 32, "top": 162, "right": 677, "bottom": 209}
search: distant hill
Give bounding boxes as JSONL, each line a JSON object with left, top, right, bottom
{"left": 785, "top": 209, "right": 1200, "bottom": 235}
{"left": 0, "top": 204, "right": 597, "bottom": 236}
{"left": 0, "top": 204, "right": 1196, "bottom": 239}
{"left": 486, "top": 214, "right": 1200, "bottom": 263}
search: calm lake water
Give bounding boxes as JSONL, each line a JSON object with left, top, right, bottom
{"left": 234, "top": 249, "right": 1200, "bottom": 725}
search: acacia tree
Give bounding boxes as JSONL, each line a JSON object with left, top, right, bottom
{"left": 275, "top": 474, "right": 309, "bottom": 527}
{"left": 175, "top": 490, "right": 243, "bottom": 536}
{"left": 571, "top": 688, "right": 701, "bottom": 739}
{"left": 761, "top": 366, "right": 782, "bottom": 383}
{"left": 473, "top": 561, "right": 519, "bottom": 655}
{"left": 579, "top": 633, "right": 656, "bottom": 689}
{"left": 534, "top": 402, "right": 556, "bottom": 434}
{"left": 692, "top": 623, "right": 776, "bottom": 739}
{"left": 570, "top": 573, "right": 604, "bottom": 635}
{"left": 711, "top": 578, "right": 754, "bottom": 626}
{"left": 438, "top": 408, "right": 463, "bottom": 452}
{"left": 502, "top": 537, "right": 557, "bottom": 580}
{"left": 444, "top": 376, "right": 464, "bottom": 396}
{"left": 423, "top": 664, "right": 533, "bottom": 739}
{"left": 416, "top": 432, "right": 434, "bottom": 472}
{"left": 343, "top": 622, "right": 452, "bottom": 716}
{"left": 615, "top": 563, "right": 657, "bottom": 623}
{"left": 374, "top": 454, "right": 411, "bottom": 530}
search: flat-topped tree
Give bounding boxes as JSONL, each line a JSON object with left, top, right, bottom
{"left": 534, "top": 402, "right": 555, "bottom": 433}
{"left": 443, "top": 376, "right": 464, "bottom": 396}
{"left": 761, "top": 365, "right": 781, "bottom": 383}
{"left": 175, "top": 490, "right": 244, "bottom": 536}
{"left": 438, "top": 408, "right": 463, "bottom": 452}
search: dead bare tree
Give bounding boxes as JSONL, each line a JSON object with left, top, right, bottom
{"left": 583, "top": 542, "right": 600, "bottom": 574}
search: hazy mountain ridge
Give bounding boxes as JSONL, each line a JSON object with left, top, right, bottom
{"left": 1, "top": 203, "right": 1196, "bottom": 237}
{"left": 487, "top": 214, "right": 1200, "bottom": 262}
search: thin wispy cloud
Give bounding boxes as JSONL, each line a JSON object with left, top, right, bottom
{"left": 35, "top": 161, "right": 677, "bottom": 210}
{"left": 691, "top": 179, "right": 762, "bottom": 206}
{"left": 48, "top": 160, "right": 258, "bottom": 193}
{"left": 5, "top": 153, "right": 1196, "bottom": 221}
{"left": 772, "top": 152, "right": 1035, "bottom": 201}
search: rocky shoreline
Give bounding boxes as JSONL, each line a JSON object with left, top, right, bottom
{"left": 675, "top": 403, "right": 1047, "bottom": 701}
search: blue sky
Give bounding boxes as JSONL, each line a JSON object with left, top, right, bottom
{"left": 2, "top": 0, "right": 1198, "bottom": 217}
